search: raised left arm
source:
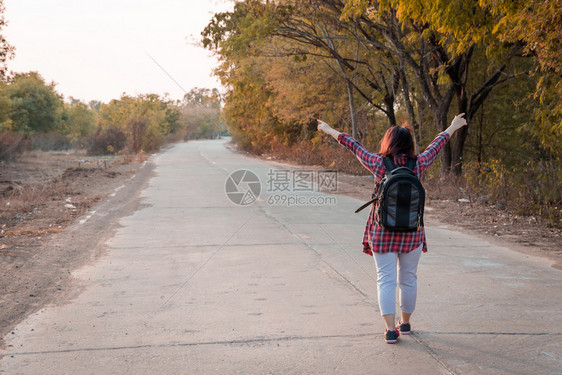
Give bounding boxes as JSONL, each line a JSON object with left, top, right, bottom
{"left": 318, "top": 120, "right": 384, "bottom": 178}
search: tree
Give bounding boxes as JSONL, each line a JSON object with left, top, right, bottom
{"left": 0, "top": 0, "right": 14, "bottom": 80}
{"left": 181, "top": 88, "right": 224, "bottom": 140}
{"left": 204, "top": 0, "right": 559, "bottom": 174}
{"left": 202, "top": 0, "right": 385, "bottom": 151}
{"left": 261, "top": 53, "right": 349, "bottom": 134}
{"left": 0, "top": 80, "right": 12, "bottom": 130}
{"left": 480, "top": 0, "right": 561, "bottom": 75}
{"left": 482, "top": 0, "right": 561, "bottom": 157}
{"left": 340, "top": 0, "right": 529, "bottom": 174}
{"left": 88, "top": 100, "right": 102, "bottom": 113}
{"left": 6, "top": 72, "right": 63, "bottom": 135}
{"left": 204, "top": 0, "right": 527, "bottom": 173}
{"left": 202, "top": 1, "right": 282, "bottom": 151}
{"left": 251, "top": 1, "right": 404, "bottom": 132}
{"left": 62, "top": 101, "right": 97, "bottom": 145}
{"left": 98, "top": 93, "right": 182, "bottom": 153}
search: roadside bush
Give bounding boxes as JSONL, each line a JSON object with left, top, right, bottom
{"left": 127, "top": 118, "right": 164, "bottom": 154}
{"left": 128, "top": 118, "right": 146, "bottom": 153}
{"left": 88, "top": 126, "right": 127, "bottom": 155}
{"left": 266, "top": 135, "right": 374, "bottom": 176}
{"left": 0, "top": 131, "right": 28, "bottom": 161}
{"left": 463, "top": 159, "right": 561, "bottom": 227}
{"left": 138, "top": 127, "right": 164, "bottom": 153}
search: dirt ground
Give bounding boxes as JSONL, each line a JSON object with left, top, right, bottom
{"left": 0, "top": 150, "right": 147, "bottom": 343}
{"left": 0, "top": 145, "right": 560, "bottom": 348}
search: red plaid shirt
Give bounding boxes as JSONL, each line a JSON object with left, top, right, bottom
{"left": 338, "top": 131, "right": 450, "bottom": 255}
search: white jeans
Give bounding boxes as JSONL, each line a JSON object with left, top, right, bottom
{"left": 373, "top": 244, "right": 423, "bottom": 316}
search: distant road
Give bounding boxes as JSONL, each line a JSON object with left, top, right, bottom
{"left": 2, "top": 139, "right": 560, "bottom": 374}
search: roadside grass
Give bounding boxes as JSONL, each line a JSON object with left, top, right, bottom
{"left": 0, "top": 149, "right": 144, "bottom": 239}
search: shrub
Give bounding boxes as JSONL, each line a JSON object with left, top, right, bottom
{"left": 464, "top": 159, "right": 561, "bottom": 227}
{"left": 128, "top": 118, "right": 146, "bottom": 153}
{"left": 0, "top": 131, "right": 28, "bottom": 161}
{"left": 266, "top": 134, "right": 373, "bottom": 176}
{"left": 88, "top": 126, "right": 127, "bottom": 155}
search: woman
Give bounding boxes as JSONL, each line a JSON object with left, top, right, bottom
{"left": 317, "top": 114, "right": 467, "bottom": 344}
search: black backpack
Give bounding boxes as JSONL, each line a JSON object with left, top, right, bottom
{"left": 355, "top": 157, "right": 425, "bottom": 232}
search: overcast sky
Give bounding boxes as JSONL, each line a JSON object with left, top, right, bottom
{"left": 3, "top": 0, "right": 232, "bottom": 103}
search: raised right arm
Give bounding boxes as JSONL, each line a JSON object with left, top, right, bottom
{"left": 416, "top": 113, "right": 467, "bottom": 175}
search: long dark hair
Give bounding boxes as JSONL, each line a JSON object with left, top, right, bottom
{"left": 378, "top": 125, "right": 416, "bottom": 158}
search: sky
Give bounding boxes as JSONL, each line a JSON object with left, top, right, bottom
{"left": 3, "top": 0, "right": 232, "bottom": 103}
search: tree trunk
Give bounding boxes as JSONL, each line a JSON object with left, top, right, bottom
{"left": 384, "top": 95, "right": 397, "bottom": 127}
{"left": 398, "top": 58, "right": 420, "bottom": 151}
{"left": 345, "top": 79, "right": 358, "bottom": 139}
{"left": 477, "top": 107, "right": 484, "bottom": 165}
{"left": 452, "top": 84, "right": 469, "bottom": 175}
{"left": 438, "top": 112, "right": 452, "bottom": 174}
{"left": 451, "top": 127, "right": 468, "bottom": 175}
{"left": 435, "top": 85, "right": 456, "bottom": 173}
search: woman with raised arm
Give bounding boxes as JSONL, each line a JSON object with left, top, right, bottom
{"left": 318, "top": 115, "right": 467, "bottom": 344}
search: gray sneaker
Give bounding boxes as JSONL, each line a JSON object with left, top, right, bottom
{"left": 384, "top": 329, "right": 399, "bottom": 344}
{"left": 397, "top": 321, "right": 411, "bottom": 335}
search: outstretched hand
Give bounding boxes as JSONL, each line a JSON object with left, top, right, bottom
{"left": 317, "top": 119, "right": 331, "bottom": 133}
{"left": 317, "top": 119, "right": 341, "bottom": 139}
{"left": 446, "top": 113, "right": 468, "bottom": 135}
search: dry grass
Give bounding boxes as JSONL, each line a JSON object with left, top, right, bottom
{"left": 119, "top": 152, "right": 150, "bottom": 164}
{"left": 2, "top": 183, "right": 60, "bottom": 214}
{"left": 0, "top": 132, "right": 28, "bottom": 161}
{"left": 0, "top": 149, "right": 144, "bottom": 241}
{"left": 0, "top": 173, "right": 87, "bottom": 236}
{"left": 265, "top": 137, "right": 374, "bottom": 176}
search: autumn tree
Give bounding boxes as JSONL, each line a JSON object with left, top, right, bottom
{"left": 0, "top": 80, "right": 12, "bottom": 130}
{"left": 62, "top": 101, "right": 97, "bottom": 147}
{"left": 205, "top": 0, "right": 559, "bottom": 180}
{"left": 181, "top": 87, "right": 224, "bottom": 140}
{"left": 338, "top": 0, "right": 532, "bottom": 174}
{"left": 97, "top": 94, "right": 181, "bottom": 153}
{"left": 480, "top": 0, "right": 561, "bottom": 156}
{"left": 264, "top": 1, "right": 404, "bottom": 133}
{"left": 202, "top": 1, "right": 366, "bottom": 151}
{"left": 204, "top": 0, "right": 518, "bottom": 173}
{"left": 202, "top": 1, "right": 282, "bottom": 152}
{"left": 6, "top": 72, "right": 64, "bottom": 135}
{"left": 0, "top": 0, "right": 14, "bottom": 80}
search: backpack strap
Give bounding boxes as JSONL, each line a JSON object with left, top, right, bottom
{"left": 356, "top": 157, "right": 394, "bottom": 214}
{"left": 406, "top": 157, "right": 416, "bottom": 171}
{"left": 355, "top": 198, "right": 375, "bottom": 213}
{"left": 355, "top": 156, "right": 411, "bottom": 214}
{"left": 382, "top": 157, "right": 397, "bottom": 175}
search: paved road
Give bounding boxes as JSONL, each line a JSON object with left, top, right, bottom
{"left": 1, "top": 139, "right": 561, "bottom": 374}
